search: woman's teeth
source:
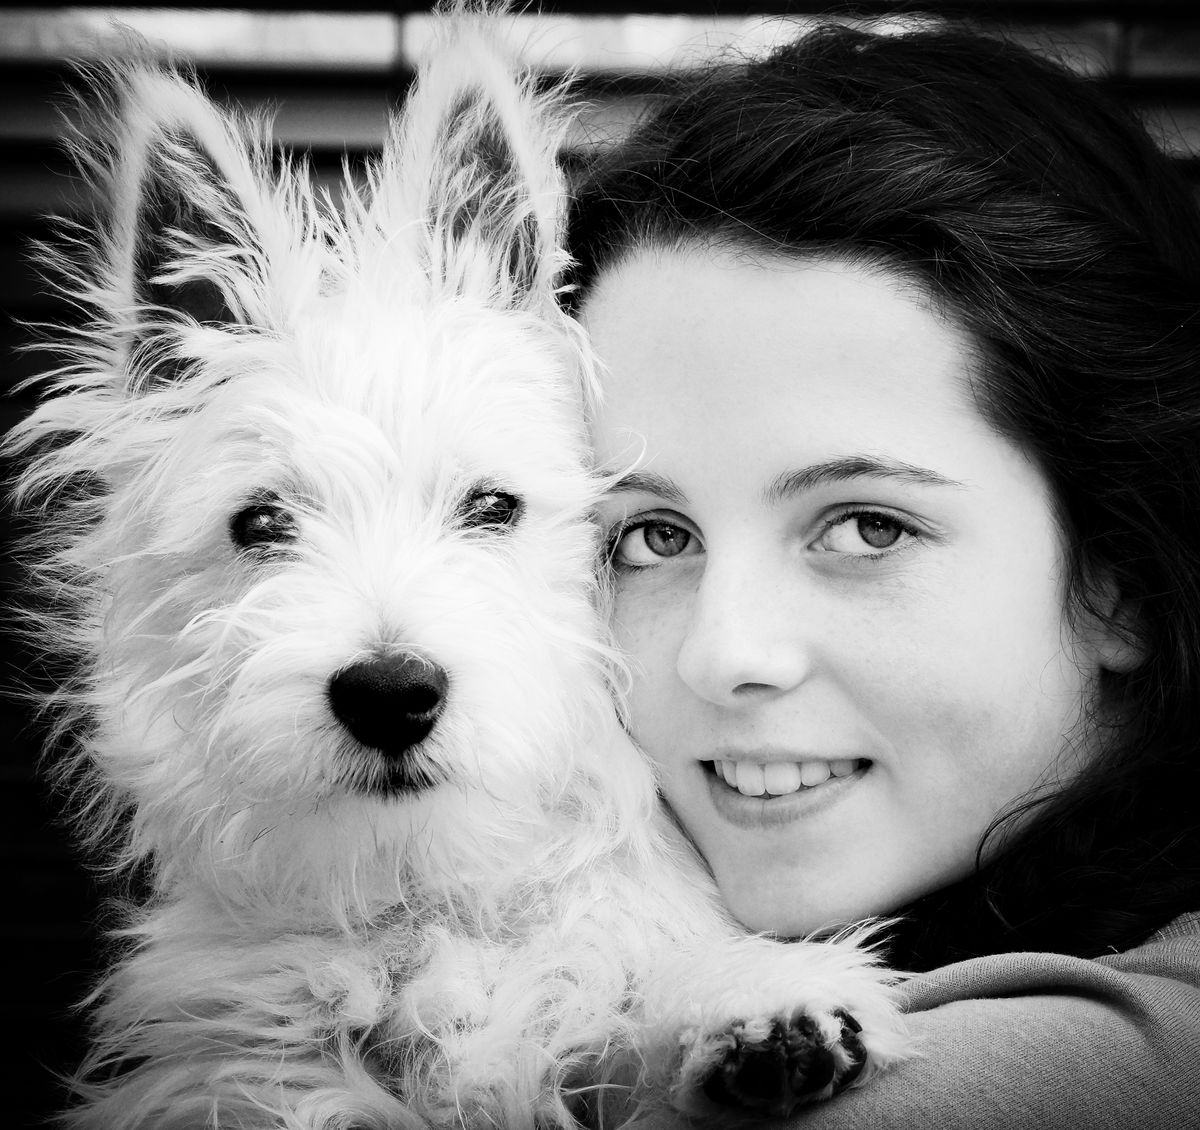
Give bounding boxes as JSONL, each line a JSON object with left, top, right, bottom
{"left": 714, "top": 758, "right": 860, "bottom": 797}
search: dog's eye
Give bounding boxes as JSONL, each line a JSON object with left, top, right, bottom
{"left": 459, "top": 489, "right": 523, "bottom": 532}
{"left": 229, "top": 498, "right": 299, "bottom": 550}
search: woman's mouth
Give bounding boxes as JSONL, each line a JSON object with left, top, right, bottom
{"left": 700, "top": 757, "right": 871, "bottom": 828}
{"left": 704, "top": 757, "right": 869, "bottom": 798}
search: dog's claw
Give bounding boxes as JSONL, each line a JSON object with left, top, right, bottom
{"left": 701, "top": 1009, "right": 866, "bottom": 1118}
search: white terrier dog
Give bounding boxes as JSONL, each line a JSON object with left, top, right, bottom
{"left": 9, "top": 6, "right": 906, "bottom": 1127}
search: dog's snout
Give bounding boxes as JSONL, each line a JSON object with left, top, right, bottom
{"left": 328, "top": 654, "right": 448, "bottom": 757}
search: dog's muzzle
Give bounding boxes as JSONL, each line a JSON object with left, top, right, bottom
{"left": 328, "top": 652, "right": 448, "bottom": 759}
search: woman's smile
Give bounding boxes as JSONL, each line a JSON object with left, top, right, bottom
{"left": 709, "top": 756, "right": 864, "bottom": 796}
{"left": 700, "top": 756, "right": 873, "bottom": 829}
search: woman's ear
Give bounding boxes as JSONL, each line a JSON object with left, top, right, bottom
{"left": 1082, "top": 566, "right": 1145, "bottom": 675}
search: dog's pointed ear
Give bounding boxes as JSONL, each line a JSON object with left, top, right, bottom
{"left": 80, "top": 62, "right": 270, "bottom": 383}
{"left": 387, "top": 14, "right": 569, "bottom": 310}
{"left": 130, "top": 141, "right": 238, "bottom": 330}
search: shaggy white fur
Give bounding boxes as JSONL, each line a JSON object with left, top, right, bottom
{"left": 8, "top": 4, "right": 908, "bottom": 1127}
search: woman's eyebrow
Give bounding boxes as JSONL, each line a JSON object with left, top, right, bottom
{"left": 606, "top": 470, "right": 688, "bottom": 505}
{"left": 764, "top": 457, "right": 965, "bottom": 503}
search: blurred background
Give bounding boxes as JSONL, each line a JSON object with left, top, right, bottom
{"left": 3, "top": 1, "right": 1199, "bottom": 1122}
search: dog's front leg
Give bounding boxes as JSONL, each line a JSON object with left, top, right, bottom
{"left": 635, "top": 931, "right": 908, "bottom": 1121}
{"left": 68, "top": 915, "right": 428, "bottom": 1130}
{"left": 378, "top": 931, "right": 609, "bottom": 1130}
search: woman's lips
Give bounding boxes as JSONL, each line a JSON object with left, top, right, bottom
{"left": 701, "top": 757, "right": 871, "bottom": 827}
{"left": 712, "top": 756, "right": 862, "bottom": 797}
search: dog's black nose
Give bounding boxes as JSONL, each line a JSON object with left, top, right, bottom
{"left": 328, "top": 653, "right": 448, "bottom": 757}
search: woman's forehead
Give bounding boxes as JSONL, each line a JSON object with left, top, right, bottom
{"left": 582, "top": 246, "right": 1050, "bottom": 514}
{"left": 584, "top": 247, "right": 977, "bottom": 412}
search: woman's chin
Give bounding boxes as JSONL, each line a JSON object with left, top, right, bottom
{"left": 717, "top": 881, "right": 835, "bottom": 938}
{"left": 711, "top": 864, "right": 896, "bottom": 939}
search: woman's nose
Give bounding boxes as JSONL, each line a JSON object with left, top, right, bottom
{"left": 674, "top": 558, "right": 812, "bottom": 706}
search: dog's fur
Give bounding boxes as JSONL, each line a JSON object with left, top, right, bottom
{"left": 8, "top": 6, "right": 907, "bottom": 1127}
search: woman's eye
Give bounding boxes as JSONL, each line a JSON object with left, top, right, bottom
{"left": 229, "top": 497, "right": 299, "bottom": 551}
{"left": 609, "top": 519, "right": 700, "bottom": 569}
{"left": 815, "top": 511, "right": 915, "bottom": 556}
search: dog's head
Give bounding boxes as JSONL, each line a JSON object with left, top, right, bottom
{"left": 11, "top": 11, "right": 634, "bottom": 917}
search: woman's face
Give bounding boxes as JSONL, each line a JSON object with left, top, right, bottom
{"left": 584, "top": 249, "right": 1126, "bottom": 936}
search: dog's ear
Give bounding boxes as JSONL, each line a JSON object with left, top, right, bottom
{"left": 76, "top": 62, "right": 271, "bottom": 383}
{"left": 383, "top": 11, "right": 569, "bottom": 310}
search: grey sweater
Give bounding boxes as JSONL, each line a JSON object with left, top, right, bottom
{"left": 790, "top": 913, "right": 1200, "bottom": 1128}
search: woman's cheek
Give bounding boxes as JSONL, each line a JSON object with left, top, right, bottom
{"left": 613, "top": 576, "right": 689, "bottom": 733}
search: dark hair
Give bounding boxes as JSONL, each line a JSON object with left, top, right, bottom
{"left": 568, "top": 24, "right": 1200, "bottom": 971}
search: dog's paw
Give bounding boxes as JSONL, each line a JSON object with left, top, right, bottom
{"left": 676, "top": 1009, "right": 866, "bottom": 1118}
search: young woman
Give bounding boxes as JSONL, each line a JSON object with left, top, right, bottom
{"left": 567, "top": 24, "right": 1200, "bottom": 1127}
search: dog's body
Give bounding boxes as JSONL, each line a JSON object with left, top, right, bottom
{"left": 9, "top": 8, "right": 906, "bottom": 1127}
